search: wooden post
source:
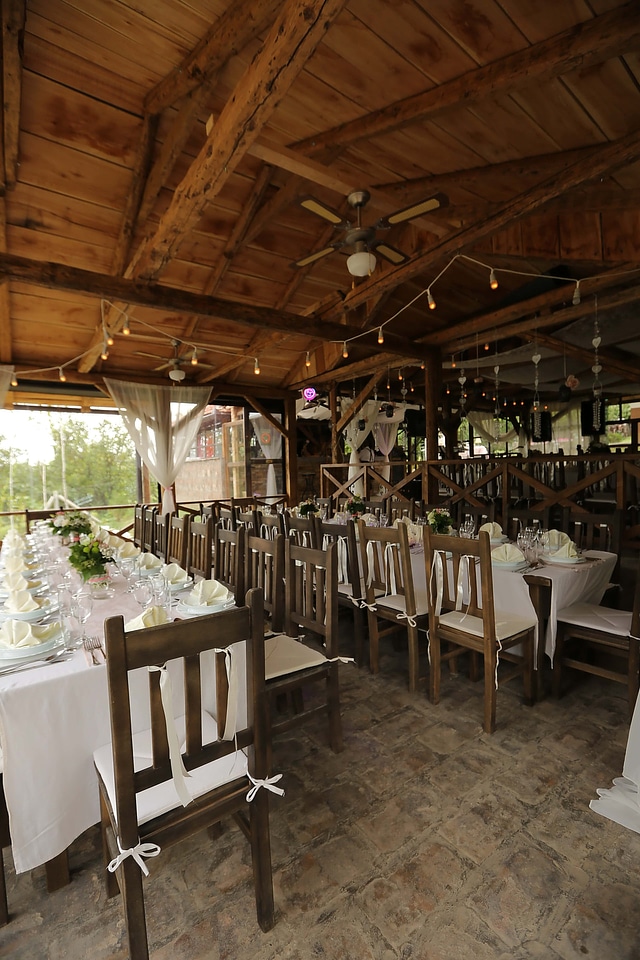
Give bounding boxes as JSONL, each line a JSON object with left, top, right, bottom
{"left": 329, "top": 384, "right": 339, "bottom": 463}
{"left": 243, "top": 407, "right": 252, "bottom": 497}
{"left": 424, "top": 348, "right": 441, "bottom": 503}
{"left": 284, "top": 394, "right": 298, "bottom": 505}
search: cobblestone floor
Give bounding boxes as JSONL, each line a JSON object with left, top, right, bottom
{"left": 1, "top": 630, "right": 639, "bottom": 959}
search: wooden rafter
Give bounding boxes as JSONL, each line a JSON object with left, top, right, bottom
{"left": 1, "top": 0, "right": 25, "bottom": 190}
{"left": 336, "top": 372, "right": 385, "bottom": 433}
{"left": 293, "top": 3, "right": 640, "bottom": 158}
{"left": 111, "top": 114, "right": 159, "bottom": 276}
{"left": 0, "top": 195, "right": 11, "bottom": 362}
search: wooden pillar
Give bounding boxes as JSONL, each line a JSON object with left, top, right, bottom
{"left": 243, "top": 407, "right": 252, "bottom": 497}
{"left": 284, "top": 394, "right": 298, "bottom": 505}
{"left": 329, "top": 384, "right": 340, "bottom": 463}
{"left": 424, "top": 347, "right": 441, "bottom": 503}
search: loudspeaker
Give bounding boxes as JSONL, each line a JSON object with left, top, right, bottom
{"left": 581, "top": 399, "right": 605, "bottom": 436}
{"left": 404, "top": 408, "right": 426, "bottom": 436}
{"left": 530, "top": 410, "right": 552, "bottom": 443}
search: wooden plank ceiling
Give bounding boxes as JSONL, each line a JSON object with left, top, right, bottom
{"left": 2, "top": 0, "right": 640, "bottom": 414}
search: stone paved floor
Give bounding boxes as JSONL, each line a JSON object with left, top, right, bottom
{"left": 1, "top": 635, "right": 640, "bottom": 959}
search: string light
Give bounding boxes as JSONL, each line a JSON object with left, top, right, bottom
{"left": 58, "top": 367, "right": 66, "bottom": 382}
{"left": 191, "top": 348, "right": 198, "bottom": 366}
{"left": 253, "top": 356, "right": 260, "bottom": 375}
{"left": 427, "top": 289, "right": 436, "bottom": 310}
{"left": 10, "top": 374, "right": 17, "bottom": 387}
{"left": 305, "top": 350, "right": 311, "bottom": 367}
{"left": 122, "top": 318, "right": 130, "bottom": 336}
{"left": 100, "top": 339, "right": 109, "bottom": 361}
{"left": 342, "top": 341, "right": 349, "bottom": 359}
{"left": 377, "top": 327, "right": 384, "bottom": 344}
{"left": 451, "top": 355, "right": 456, "bottom": 368}
{"left": 489, "top": 268, "right": 498, "bottom": 290}
{"left": 572, "top": 280, "right": 581, "bottom": 305}
{"left": 398, "top": 369, "right": 403, "bottom": 381}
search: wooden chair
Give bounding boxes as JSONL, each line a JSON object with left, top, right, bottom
{"left": 236, "top": 507, "right": 259, "bottom": 536}
{"left": 553, "top": 557, "right": 640, "bottom": 717}
{"left": 94, "top": 589, "right": 276, "bottom": 960}
{"left": 283, "top": 512, "right": 319, "bottom": 548}
{"left": 244, "top": 533, "right": 285, "bottom": 634}
{"left": 315, "top": 497, "right": 334, "bottom": 519}
{"left": 385, "top": 497, "right": 415, "bottom": 524}
{"left": 357, "top": 519, "right": 428, "bottom": 693}
{"left": 504, "top": 505, "right": 551, "bottom": 543}
{"left": 257, "top": 510, "right": 285, "bottom": 540}
{"left": 187, "top": 516, "right": 213, "bottom": 581}
{"left": 142, "top": 506, "right": 158, "bottom": 555}
{"left": 200, "top": 502, "right": 219, "bottom": 523}
{"left": 315, "top": 517, "right": 366, "bottom": 667}
{"left": 24, "top": 509, "right": 58, "bottom": 533}
{"left": 164, "top": 513, "right": 190, "bottom": 567}
{"left": 217, "top": 504, "right": 237, "bottom": 530}
{"left": 213, "top": 523, "right": 246, "bottom": 603}
{"left": 263, "top": 540, "right": 343, "bottom": 756}
{"left": 451, "top": 500, "right": 495, "bottom": 531}
{"left": 561, "top": 508, "right": 623, "bottom": 556}
{"left": 133, "top": 504, "right": 145, "bottom": 549}
{"left": 424, "top": 528, "right": 536, "bottom": 733}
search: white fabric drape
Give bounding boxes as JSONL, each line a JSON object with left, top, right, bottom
{"left": 342, "top": 399, "right": 379, "bottom": 496}
{"left": 250, "top": 413, "right": 282, "bottom": 499}
{"left": 105, "top": 379, "right": 211, "bottom": 513}
{"left": 0, "top": 366, "right": 15, "bottom": 409}
{"left": 466, "top": 412, "right": 520, "bottom": 448}
{"left": 374, "top": 404, "right": 406, "bottom": 483}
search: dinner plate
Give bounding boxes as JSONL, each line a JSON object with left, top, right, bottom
{"left": 0, "top": 599, "right": 57, "bottom": 621}
{"left": 492, "top": 559, "right": 528, "bottom": 572}
{"left": 167, "top": 576, "right": 193, "bottom": 592}
{"left": 490, "top": 535, "right": 509, "bottom": 545}
{"left": 545, "top": 554, "right": 585, "bottom": 565}
{"left": 0, "top": 628, "right": 64, "bottom": 660}
{"left": 176, "top": 596, "right": 235, "bottom": 618}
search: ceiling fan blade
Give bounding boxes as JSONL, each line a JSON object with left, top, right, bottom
{"left": 377, "top": 192, "right": 448, "bottom": 227}
{"left": 293, "top": 245, "right": 340, "bottom": 268}
{"left": 373, "top": 242, "right": 408, "bottom": 265}
{"left": 299, "top": 196, "right": 348, "bottom": 226}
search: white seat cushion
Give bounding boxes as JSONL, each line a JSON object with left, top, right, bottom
{"left": 264, "top": 634, "right": 327, "bottom": 680}
{"left": 439, "top": 609, "right": 537, "bottom": 641}
{"left": 93, "top": 711, "right": 247, "bottom": 826}
{"left": 557, "top": 602, "right": 632, "bottom": 637}
{"left": 375, "top": 591, "right": 429, "bottom": 618}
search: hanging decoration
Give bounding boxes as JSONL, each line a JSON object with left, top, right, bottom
{"left": 458, "top": 368, "right": 467, "bottom": 414}
{"left": 531, "top": 345, "right": 542, "bottom": 439}
{"left": 591, "top": 296, "right": 603, "bottom": 431}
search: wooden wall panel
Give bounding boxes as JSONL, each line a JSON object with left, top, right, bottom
{"left": 491, "top": 222, "right": 523, "bottom": 257}
{"left": 601, "top": 210, "right": 640, "bottom": 262}
{"left": 520, "top": 214, "right": 560, "bottom": 259}
{"left": 558, "top": 211, "right": 603, "bottom": 262}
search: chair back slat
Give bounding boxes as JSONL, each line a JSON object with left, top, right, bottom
{"left": 213, "top": 523, "right": 246, "bottom": 602}
{"left": 165, "top": 514, "right": 190, "bottom": 567}
{"left": 284, "top": 512, "right": 319, "bottom": 548}
{"left": 245, "top": 533, "right": 285, "bottom": 633}
{"left": 284, "top": 541, "right": 338, "bottom": 655}
{"left": 188, "top": 516, "right": 213, "bottom": 581}
{"left": 142, "top": 506, "right": 158, "bottom": 554}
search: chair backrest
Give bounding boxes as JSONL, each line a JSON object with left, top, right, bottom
{"left": 188, "top": 516, "right": 214, "bottom": 581}
{"left": 244, "top": 533, "right": 285, "bottom": 633}
{"left": 562, "top": 509, "right": 623, "bottom": 556}
{"left": 133, "top": 504, "right": 145, "bottom": 548}
{"left": 284, "top": 540, "right": 338, "bottom": 657}
{"left": 142, "top": 506, "right": 158, "bottom": 554}
{"left": 356, "top": 519, "right": 417, "bottom": 613}
{"left": 284, "top": 512, "right": 319, "bottom": 548}
{"left": 213, "top": 523, "right": 246, "bottom": 602}
{"left": 385, "top": 497, "right": 415, "bottom": 523}
{"left": 24, "top": 509, "right": 58, "bottom": 533}
{"left": 315, "top": 497, "right": 334, "bottom": 519}
{"left": 200, "top": 502, "right": 219, "bottom": 523}
{"left": 424, "top": 528, "right": 496, "bottom": 638}
{"left": 315, "top": 517, "right": 363, "bottom": 602}
{"left": 257, "top": 511, "right": 285, "bottom": 540}
{"left": 217, "top": 505, "right": 237, "bottom": 530}
{"left": 452, "top": 500, "right": 495, "bottom": 530}
{"left": 236, "top": 507, "right": 259, "bottom": 536}
{"left": 504, "top": 505, "right": 551, "bottom": 542}
{"left": 165, "top": 513, "right": 191, "bottom": 567}
{"left": 102, "top": 588, "right": 268, "bottom": 848}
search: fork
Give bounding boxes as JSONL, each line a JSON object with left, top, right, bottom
{"left": 82, "top": 636, "right": 105, "bottom": 665}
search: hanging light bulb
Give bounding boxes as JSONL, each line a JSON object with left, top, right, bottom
{"left": 427, "top": 289, "right": 436, "bottom": 310}
{"left": 100, "top": 339, "right": 109, "bottom": 361}
{"left": 122, "top": 318, "right": 130, "bottom": 336}
{"left": 398, "top": 368, "right": 403, "bottom": 381}
{"left": 10, "top": 373, "right": 17, "bottom": 387}
{"left": 59, "top": 367, "right": 67, "bottom": 382}
{"left": 420, "top": 359, "right": 425, "bottom": 370}
{"left": 377, "top": 327, "right": 384, "bottom": 344}
{"left": 489, "top": 268, "right": 498, "bottom": 290}
{"left": 305, "top": 351, "right": 311, "bottom": 368}
{"left": 191, "top": 348, "right": 198, "bottom": 366}
{"left": 451, "top": 355, "right": 456, "bottom": 368}
{"left": 106, "top": 332, "right": 114, "bottom": 347}
{"left": 572, "top": 280, "right": 581, "bottom": 306}
{"left": 342, "top": 341, "right": 349, "bottom": 359}
{"left": 484, "top": 342, "right": 490, "bottom": 351}
{"left": 410, "top": 381, "right": 414, "bottom": 392}
{"left": 253, "top": 357, "right": 260, "bottom": 375}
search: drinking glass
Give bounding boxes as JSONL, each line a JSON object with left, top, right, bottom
{"left": 70, "top": 591, "right": 93, "bottom": 645}
{"left": 132, "top": 579, "right": 154, "bottom": 610}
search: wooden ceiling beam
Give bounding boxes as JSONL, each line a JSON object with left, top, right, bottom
{"left": 127, "top": 0, "right": 349, "bottom": 284}
{"left": 0, "top": 251, "right": 429, "bottom": 362}
{"left": 111, "top": 114, "right": 158, "bottom": 276}
{"left": 430, "top": 187, "right": 640, "bottom": 223}
{"left": 1, "top": 0, "right": 25, "bottom": 190}
{"left": 336, "top": 372, "right": 385, "bottom": 433}
{"left": 0, "top": 196, "right": 11, "bottom": 362}
{"left": 293, "top": 3, "right": 640, "bottom": 158}
{"left": 522, "top": 329, "right": 640, "bottom": 383}
{"left": 328, "top": 128, "right": 640, "bottom": 318}
{"left": 144, "top": 0, "right": 279, "bottom": 114}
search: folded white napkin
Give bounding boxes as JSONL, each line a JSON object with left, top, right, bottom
{"left": 117, "top": 541, "right": 141, "bottom": 559}
{"left": 491, "top": 543, "right": 525, "bottom": 564}
{"left": 3, "top": 530, "right": 24, "bottom": 547}
{"left": 2, "top": 555, "right": 30, "bottom": 574}
{"left": 4, "top": 589, "right": 41, "bottom": 613}
{"left": 479, "top": 521, "right": 503, "bottom": 539}
{"left": 162, "top": 562, "right": 189, "bottom": 585}
{"left": 125, "top": 605, "right": 169, "bottom": 631}
{"left": 3, "top": 572, "right": 35, "bottom": 592}
{"left": 0, "top": 619, "right": 59, "bottom": 648}
{"left": 138, "top": 552, "right": 163, "bottom": 571}
{"left": 360, "top": 513, "right": 379, "bottom": 526}
{"left": 547, "top": 529, "right": 571, "bottom": 550}
{"left": 549, "top": 540, "right": 579, "bottom": 560}
{"left": 187, "top": 579, "right": 232, "bottom": 607}
{"left": 105, "top": 534, "right": 124, "bottom": 551}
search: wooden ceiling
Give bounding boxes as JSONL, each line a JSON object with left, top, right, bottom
{"left": 2, "top": 0, "right": 640, "bottom": 412}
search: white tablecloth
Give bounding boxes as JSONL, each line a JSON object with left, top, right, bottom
{"left": 0, "top": 581, "right": 218, "bottom": 873}
{"left": 591, "top": 691, "right": 640, "bottom": 833}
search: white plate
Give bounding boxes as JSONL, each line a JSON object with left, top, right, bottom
{"left": 490, "top": 535, "right": 509, "bottom": 545}
{"left": 492, "top": 560, "right": 528, "bottom": 572}
{"left": 0, "top": 599, "right": 57, "bottom": 621}
{"left": 167, "top": 577, "right": 193, "bottom": 592}
{"left": 545, "top": 554, "right": 585, "bottom": 565}
{"left": 176, "top": 597, "right": 235, "bottom": 618}
{"left": 0, "top": 629, "right": 64, "bottom": 660}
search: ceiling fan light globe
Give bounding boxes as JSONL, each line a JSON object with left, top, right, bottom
{"left": 347, "top": 250, "right": 376, "bottom": 277}
{"left": 169, "top": 367, "right": 186, "bottom": 382}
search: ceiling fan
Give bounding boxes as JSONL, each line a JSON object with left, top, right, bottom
{"left": 135, "top": 339, "right": 213, "bottom": 382}
{"left": 293, "top": 188, "right": 447, "bottom": 276}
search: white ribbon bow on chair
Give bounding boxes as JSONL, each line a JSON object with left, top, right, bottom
{"left": 246, "top": 772, "right": 285, "bottom": 802}
{"left": 107, "top": 837, "right": 161, "bottom": 877}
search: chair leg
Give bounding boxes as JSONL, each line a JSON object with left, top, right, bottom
{"left": 249, "top": 791, "right": 275, "bottom": 932}
{"left": 483, "top": 645, "right": 497, "bottom": 734}
{"left": 353, "top": 606, "right": 366, "bottom": 667}
{"left": 326, "top": 665, "right": 344, "bottom": 753}
{"left": 523, "top": 630, "right": 535, "bottom": 707}
{"left": 367, "top": 612, "right": 379, "bottom": 675}
{"left": 407, "top": 626, "right": 420, "bottom": 694}
{"left": 552, "top": 626, "right": 566, "bottom": 700}
{"left": 428, "top": 633, "right": 441, "bottom": 705}
{"left": 119, "top": 855, "right": 150, "bottom": 960}
{"left": 99, "top": 792, "right": 119, "bottom": 900}
{"left": 0, "top": 780, "right": 10, "bottom": 926}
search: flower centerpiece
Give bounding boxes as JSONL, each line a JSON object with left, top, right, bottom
{"left": 427, "top": 507, "right": 453, "bottom": 534}
{"left": 298, "top": 499, "right": 319, "bottom": 518}
{"left": 346, "top": 495, "right": 366, "bottom": 517}
{"left": 68, "top": 534, "right": 113, "bottom": 581}
{"left": 49, "top": 510, "right": 92, "bottom": 540}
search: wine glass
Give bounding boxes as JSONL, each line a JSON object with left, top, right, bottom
{"left": 70, "top": 590, "right": 93, "bottom": 646}
{"left": 132, "top": 579, "right": 154, "bottom": 610}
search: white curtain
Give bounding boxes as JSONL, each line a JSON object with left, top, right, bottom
{"left": 105, "top": 379, "right": 211, "bottom": 513}
{"left": 342, "top": 399, "right": 379, "bottom": 496}
{"left": 467, "top": 411, "right": 520, "bottom": 448}
{"left": 374, "top": 404, "right": 406, "bottom": 483}
{"left": 0, "top": 366, "right": 15, "bottom": 409}
{"left": 250, "top": 413, "right": 282, "bottom": 499}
